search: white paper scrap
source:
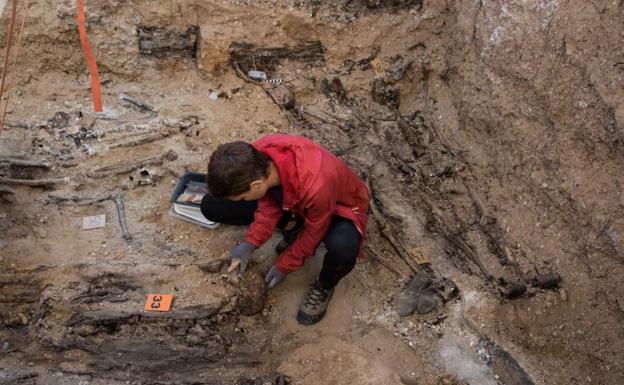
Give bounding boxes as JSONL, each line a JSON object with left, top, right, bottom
{"left": 83, "top": 214, "right": 106, "bottom": 230}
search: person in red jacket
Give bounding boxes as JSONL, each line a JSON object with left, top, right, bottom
{"left": 202, "top": 134, "right": 369, "bottom": 325}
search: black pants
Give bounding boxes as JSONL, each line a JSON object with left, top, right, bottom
{"left": 201, "top": 193, "right": 360, "bottom": 289}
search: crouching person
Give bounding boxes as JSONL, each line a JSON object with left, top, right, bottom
{"left": 201, "top": 134, "right": 369, "bottom": 325}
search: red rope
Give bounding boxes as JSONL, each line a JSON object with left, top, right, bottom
{"left": 0, "top": 0, "right": 30, "bottom": 136}
{"left": 77, "top": 0, "right": 103, "bottom": 112}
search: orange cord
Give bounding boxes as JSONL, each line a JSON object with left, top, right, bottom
{"left": 0, "top": 0, "right": 18, "bottom": 137}
{"left": 77, "top": 0, "right": 103, "bottom": 112}
{"left": 0, "top": 0, "right": 30, "bottom": 136}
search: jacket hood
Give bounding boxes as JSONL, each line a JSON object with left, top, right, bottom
{"left": 253, "top": 134, "right": 322, "bottom": 209}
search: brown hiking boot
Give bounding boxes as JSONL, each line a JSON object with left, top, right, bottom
{"left": 296, "top": 281, "right": 334, "bottom": 325}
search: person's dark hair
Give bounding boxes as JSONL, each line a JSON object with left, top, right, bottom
{"left": 207, "top": 141, "right": 269, "bottom": 199}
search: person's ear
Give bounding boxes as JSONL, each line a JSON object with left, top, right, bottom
{"left": 249, "top": 179, "right": 264, "bottom": 192}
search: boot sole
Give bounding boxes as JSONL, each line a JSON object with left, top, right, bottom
{"left": 296, "top": 309, "right": 327, "bottom": 325}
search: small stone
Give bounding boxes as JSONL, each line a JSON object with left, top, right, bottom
{"left": 399, "top": 374, "right": 419, "bottom": 385}
{"left": 270, "top": 85, "right": 296, "bottom": 109}
{"left": 209, "top": 90, "right": 221, "bottom": 100}
{"left": 47, "top": 111, "right": 70, "bottom": 130}
{"left": 396, "top": 272, "right": 433, "bottom": 316}
{"left": 416, "top": 287, "right": 439, "bottom": 314}
{"left": 165, "top": 150, "right": 178, "bottom": 161}
{"left": 532, "top": 273, "right": 561, "bottom": 290}
{"left": 559, "top": 289, "right": 568, "bottom": 302}
{"left": 321, "top": 77, "right": 347, "bottom": 100}
{"left": 189, "top": 323, "right": 208, "bottom": 337}
{"left": 372, "top": 78, "right": 400, "bottom": 109}
{"left": 499, "top": 280, "right": 527, "bottom": 299}
{"left": 185, "top": 334, "right": 203, "bottom": 344}
{"left": 34, "top": 227, "right": 47, "bottom": 239}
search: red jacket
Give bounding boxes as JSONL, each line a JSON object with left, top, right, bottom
{"left": 245, "top": 134, "right": 369, "bottom": 274}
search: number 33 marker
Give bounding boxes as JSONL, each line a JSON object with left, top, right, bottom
{"left": 144, "top": 294, "right": 173, "bottom": 312}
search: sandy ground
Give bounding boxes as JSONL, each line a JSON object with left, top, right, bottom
{"left": 1, "top": 1, "right": 623, "bottom": 384}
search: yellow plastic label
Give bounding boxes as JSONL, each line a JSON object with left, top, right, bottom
{"left": 371, "top": 57, "right": 385, "bottom": 77}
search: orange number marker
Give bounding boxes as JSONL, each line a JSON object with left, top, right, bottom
{"left": 144, "top": 294, "right": 173, "bottom": 312}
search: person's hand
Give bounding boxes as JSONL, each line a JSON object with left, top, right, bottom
{"left": 265, "top": 265, "right": 286, "bottom": 288}
{"left": 228, "top": 241, "right": 256, "bottom": 273}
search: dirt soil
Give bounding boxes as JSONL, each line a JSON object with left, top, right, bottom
{"left": 1, "top": 1, "right": 623, "bottom": 384}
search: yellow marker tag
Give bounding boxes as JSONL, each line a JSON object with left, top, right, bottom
{"left": 371, "top": 57, "right": 385, "bottom": 77}
{"left": 144, "top": 294, "right": 173, "bottom": 312}
{"left": 410, "top": 247, "right": 430, "bottom": 265}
